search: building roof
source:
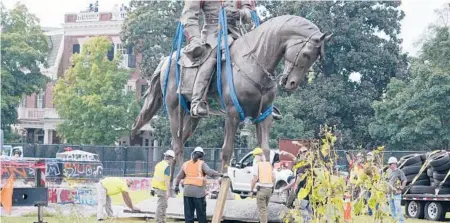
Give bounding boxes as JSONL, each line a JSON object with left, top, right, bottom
{"left": 46, "top": 34, "right": 63, "bottom": 67}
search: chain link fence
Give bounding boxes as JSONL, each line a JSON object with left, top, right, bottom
{"left": 4, "top": 143, "right": 426, "bottom": 177}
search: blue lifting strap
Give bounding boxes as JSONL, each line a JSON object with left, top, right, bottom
{"left": 217, "top": 8, "right": 272, "bottom": 124}
{"left": 162, "top": 22, "right": 190, "bottom": 115}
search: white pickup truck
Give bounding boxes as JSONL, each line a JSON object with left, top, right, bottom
{"left": 227, "top": 149, "right": 293, "bottom": 201}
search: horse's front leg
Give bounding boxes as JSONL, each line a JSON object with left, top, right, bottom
{"left": 256, "top": 115, "right": 274, "bottom": 162}
{"left": 221, "top": 116, "right": 240, "bottom": 173}
{"left": 167, "top": 108, "right": 200, "bottom": 192}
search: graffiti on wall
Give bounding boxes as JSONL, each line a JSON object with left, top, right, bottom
{"left": 63, "top": 162, "right": 103, "bottom": 179}
{"left": 48, "top": 187, "right": 97, "bottom": 205}
{"left": 126, "top": 177, "right": 151, "bottom": 191}
{"left": 1, "top": 160, "right": 64, "bottom": 185}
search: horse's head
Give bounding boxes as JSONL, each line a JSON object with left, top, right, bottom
{"left": 280, "top": 31, "right": 332, "bottom": 91}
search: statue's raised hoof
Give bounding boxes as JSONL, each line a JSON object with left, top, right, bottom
{"left": 272, "top": 106, "right": 283, "bottom": 121}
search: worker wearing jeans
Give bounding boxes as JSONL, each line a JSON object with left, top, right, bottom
{"left": 389, "top": 194, "right": 403, "bottom": 223}
{"left": 387, "top": 157, "right": 406, "bottom": 223}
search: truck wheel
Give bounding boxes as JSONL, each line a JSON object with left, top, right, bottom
{"left": 406, "top": 200, "right": 425, "bottom": 219}
{"left": 425, "top": 201, "right": 445, "bottom": 221}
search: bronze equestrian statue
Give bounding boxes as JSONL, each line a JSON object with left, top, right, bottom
{"left": 132, "top": 0, "right": 332, "bottom": 186}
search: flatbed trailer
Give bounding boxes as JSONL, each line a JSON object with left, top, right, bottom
{"left": 403, "top": 194, "right": 450, "bottom": 221}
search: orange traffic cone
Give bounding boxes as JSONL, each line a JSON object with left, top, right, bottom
{"left": 344, "top": 193, "right": 352, "bottom": 221}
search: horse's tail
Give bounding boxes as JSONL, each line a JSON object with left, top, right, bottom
{"left": 131, "top": 57, "right": 166, "bottom": 138}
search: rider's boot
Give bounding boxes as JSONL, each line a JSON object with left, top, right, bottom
{"left": 272, "top": 106, "right": 283, "bottom": 121}
{"left": 191, "top": 57, "right": 217, "bottom": 117}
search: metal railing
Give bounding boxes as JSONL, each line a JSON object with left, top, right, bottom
{"left": 2, "top": 143, "right": 428, "bottom": 177}
{"left": 76, "top": 12, "right": 99, "bottom": 22}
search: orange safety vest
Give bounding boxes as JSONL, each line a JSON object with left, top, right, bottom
{"left": 258, "top": 161, "right": 274, "bottom": 184}
{"left": 183, "top": 160, "right": 205, "bottom": 187}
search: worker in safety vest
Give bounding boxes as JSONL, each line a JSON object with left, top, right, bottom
{"left": 151, "top": 150, "right": 175, "bottom": 223}
{"left": 174, "top": 147, "right": 223, "bottom": 223}
{"left": 97, "top": 177, "right": 139, "bottom": 221}
{"left": 250, "top": 147, "right": 276, "bottom": 223}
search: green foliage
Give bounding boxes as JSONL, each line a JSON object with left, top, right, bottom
{"left": 261, "top": 1, "right": 407, "bottom": 149}
{"left": 53, "top": 37, "right": 140, "bottom": 145}
{"left": 370, "top": 25, "right": 450, "bottom": 151}
{"left": 0, "top": 3, "right": 49, "bottom": 131}
{"left": 121, "top": 0, "right": 182, "bottom": 77}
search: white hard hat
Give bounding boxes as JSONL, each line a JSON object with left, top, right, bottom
{"left": 388, "top": 157, "right": 398, "bottom": 164}
{"left": 164, "top": 150, "right": 175, "bottom": 158}
{"left": 193, "top": 147, "right": 204, "bottom": 154}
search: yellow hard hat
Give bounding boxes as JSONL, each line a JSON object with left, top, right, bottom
{"left": 252, "top": 147, "right": 263, "bottom": 156}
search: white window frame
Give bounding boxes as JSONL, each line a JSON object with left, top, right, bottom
{"left": 37, "top": 91, "right": 45, "bottom": 109}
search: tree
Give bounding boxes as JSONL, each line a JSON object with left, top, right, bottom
{"left": 260, "top": 1, "right": 408, "bottom": 149}
{"left": 1, "top": 3, "right": 48, "bottom": 136}
{"left": 53, "top": 37, "right": 140, "bottom": 145}
{"left": 121, "top": 0, "right": 182, "bottom": 77}
{"left": 370, "top": 25, "right": 450, "bottom": 151}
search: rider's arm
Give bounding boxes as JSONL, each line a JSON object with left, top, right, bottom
{"left": 181, "top": 1, "right": 201, "bottom": 42}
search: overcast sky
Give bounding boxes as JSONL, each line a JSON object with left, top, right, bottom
{"left": 2, "top": 0, "right": 447, "bottom": 56}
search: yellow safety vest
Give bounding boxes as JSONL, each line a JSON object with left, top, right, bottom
{"left": 151, "top": 161, "right": 170, "bottom": 191}
{"left": 258, "top": 161, "right": 274, "bottom": 184}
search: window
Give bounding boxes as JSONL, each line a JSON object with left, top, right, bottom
{"left": 37, "top": 91, "right": 45, "bottom": 109}
{"left": 73, "top": 44, "right": 80, "bottom": 54}
{"left": 127, "top": 85, "right": 132, "bottom": 92}
{"left": 107, "top": 44, "right": 115, "bottom": 61}
{"left": 116, "top": 43, "right": 127, "bottom": 55}
{"left": 127, "top": 45, "right": 136, "bottom": 68}
{"left": 144, "top": 139, "right": 149, "bottom": 147}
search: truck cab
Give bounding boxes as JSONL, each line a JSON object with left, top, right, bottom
{"left": 227, "top": 149, "right": 293, "bottom": 200}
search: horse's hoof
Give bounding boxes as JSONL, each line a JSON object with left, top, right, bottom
{"left": 273, "top": 113, "right": 283, "bottom": 121}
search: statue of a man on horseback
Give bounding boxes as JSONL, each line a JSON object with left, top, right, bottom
{"left": 181, "top": 0, "right": 282, "bottom": 119}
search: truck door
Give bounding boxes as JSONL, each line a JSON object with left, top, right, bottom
{"left": 233, "top": 153, "right": 255, "bottom": 192}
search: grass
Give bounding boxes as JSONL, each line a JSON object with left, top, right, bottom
{"left": 0, "top": 217, "right": 183, "bottom": 223}
{"left": 1, "top": 215, "right": 447, "bottom": 223}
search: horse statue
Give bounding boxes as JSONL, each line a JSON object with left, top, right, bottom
{"left": 132, "top": 15, "right": 332, "bottom": 183}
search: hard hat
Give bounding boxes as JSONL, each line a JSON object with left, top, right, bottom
{"left": 356, "top": 152, "right": 363, "bottom": 157}
{"left": 299, "top": 146, "right": 308, "bottom": 152}
{"left": 388, "top": 157, "right": 398, "bottom": 164}
{"left": 164, "top": 150, "right": 175, "bottom": 158}
{"left": 193, "top": 147, "right": 204, "bottom": 154}
{"left": 252, "top": 147, "right": 263, "bottom": 156}
{"left": 367, "top": 152, "right": 374, "bottom": 156}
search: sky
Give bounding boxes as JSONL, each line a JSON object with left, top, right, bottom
{"left": 2, "top": 0, "right": 447, "bottom": 56}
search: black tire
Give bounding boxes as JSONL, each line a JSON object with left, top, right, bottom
{"left": 433, "top": 171, "right": 449, "bottom": 181}
{"left": 411, "top": 179, "right": 430, "bottom": 186}
{"left": 400, "top": 154, "right": 422, "bottom": 166}
{"left": 433, "top": 179, "right": 450, "bottom": 187}
{"left": 407, "top": 173, "right": 428, "bottom": 183}
{"left": 420, "top": 153, "right": 427, "bottom": 161}
{"left": 427, "top": 168, "right": 434, "bottom": 177}
{"left": 432, "top": 161, "right": 450, "bottom": 172}
{"left": 406, "top": 200, "right": 425, "bottom": 219}
{"left": 424, "top": 201, "right": 446, "bottom": 221}
{"left": 438, "top": 187, "right": 450, "bottom": 194}
{"left": 409, "top": 186, "right": 436, "bottom": 194}
{"left": 429, "top": 153, "right": 450, "bottom": 167}
{"left": 401, "top": 165, "right": 421, "bottom": 175}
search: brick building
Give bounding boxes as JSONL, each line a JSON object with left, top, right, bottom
{"left": 13, "top": 8, "right": 153, "bottom": 146}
